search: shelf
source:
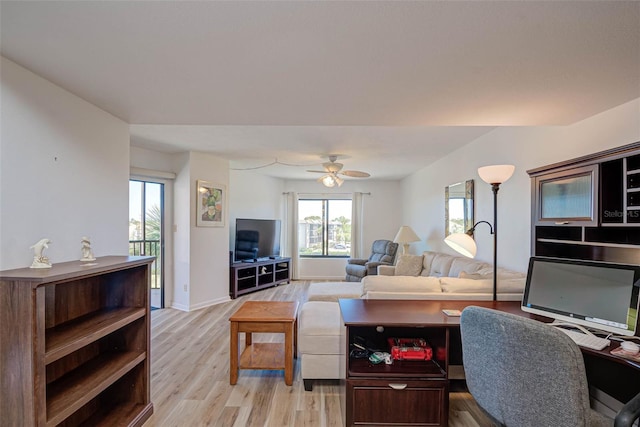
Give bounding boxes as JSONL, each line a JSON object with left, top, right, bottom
{"left": 47, "top": 351, "right": 146, "bottom": 426}
{"left": 80, "top": 402, "right": 152, "bottom": 427}
{"left": 537, "top": 238, "right": 640, "bottom": 249}
{"left": 230, "top": 257, "right": 290, "bottom": 299}
{"left": 45, "top": 307, "right": 146, "bottom": 364}
{"left": 348, "top": 357, "right": 446, "bottom": 378}
{"left": 239, "top": 343, "right": 284, "bottom": 370}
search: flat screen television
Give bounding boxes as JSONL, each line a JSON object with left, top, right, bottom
{"left": 234, "top": 218, "right": 281, "bottom": 262}
{"left": 522, "top": 256, "right": 640, "bottom": 337}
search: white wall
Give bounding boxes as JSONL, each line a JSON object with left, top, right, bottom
{"left": 0, "top": 57, "right": 130, "bottom": 270}
{"left": 187, "top": 152, "right": 230, "bottom": 309}
{"left": 228, "top": 168, "right": 284, "bottom": 252}
{"left": 402, "top": 99, "right": 640, "bottom": 273}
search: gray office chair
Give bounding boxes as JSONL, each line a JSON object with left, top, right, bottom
{"left": 460, "top": 306, "right": 640, "bottom": 427}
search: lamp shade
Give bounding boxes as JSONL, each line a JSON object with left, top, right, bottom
{"left": 394, "top": 226, "right": 420, "bottom": 244}
{"left": 478, "top": 165, "right": 515, "bottom": 185}
{"left": 444, "top": 232, "right": 477, "bottom": 258}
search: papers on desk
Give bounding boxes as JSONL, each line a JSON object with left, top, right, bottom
{"left": 610, "top": 346, "right": 640, "bottom": 362}
{"left": 442, "top": 309, "right": 462, "bottom": 317}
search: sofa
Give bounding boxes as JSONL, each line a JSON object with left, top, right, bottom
{"left": 297, "top": 250, "right": 526, "bottom": 390}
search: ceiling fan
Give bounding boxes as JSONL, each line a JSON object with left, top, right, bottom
{"left": 307, "top": 155, "right": 371, "bottom": 187}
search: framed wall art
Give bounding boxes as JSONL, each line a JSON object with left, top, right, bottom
{"left": 196, "top": 180, "right": 226, "bottom": 227}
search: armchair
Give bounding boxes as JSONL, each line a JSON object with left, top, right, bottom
{"left": 460, "top": 306, "right": 640, "bottom": 427}
{"left": 345, "top": 239, "right": 398, "bottom": 282}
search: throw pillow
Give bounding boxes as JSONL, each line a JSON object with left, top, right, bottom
{"left": 394, "top": 255, "right": 424, "bottom": 276}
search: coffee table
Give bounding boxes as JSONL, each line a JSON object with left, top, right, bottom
{"left": 229, "top": 300, "right": 299, "bottom": 386}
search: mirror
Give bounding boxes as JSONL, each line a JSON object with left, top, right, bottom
{"left": 445, "top": 179, "right": 474, "bottom": 236}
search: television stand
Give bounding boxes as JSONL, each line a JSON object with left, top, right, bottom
{"left": 229, "top": 257, "right": 291, "bottom": 299}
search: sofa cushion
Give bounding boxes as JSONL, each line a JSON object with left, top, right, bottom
{"left": 498, "top": 277, "right": 527, "bottom": 293}
{"left": 428, "top": 253, "right": 455, "bottom": 277}
{"left": 459, "top": 270, "right": 493, "bottom": 280}
{"left": 449, "top": 258, "right": 490, "bottom": 278}
{"left": 395, "top": 254, "right": 424, "bottom": 276}
{"left": 440, "top": 277, "right": 493, "bottom": 293}
{"left": 307, "top": 282, "right": 363, "bottom": 302}
{"left": 362, "top": 275, "right": 441, "bottom": 295}
{"left": 440, "top": 277, "right": 526, "bottom": 294}
{"left": 420, "top": 251, "right": 437, "bottom": 277}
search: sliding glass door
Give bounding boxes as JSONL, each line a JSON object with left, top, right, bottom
{"left": 129, "top": 180, "right": 164, "bottom": 309}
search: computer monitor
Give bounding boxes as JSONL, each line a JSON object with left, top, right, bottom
{"left": 522, "top": 256, "right": 640, "bottom": 337}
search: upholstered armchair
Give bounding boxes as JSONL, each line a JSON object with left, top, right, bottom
{"left": 345, "top": 239, "right": 398, "bottom": 282}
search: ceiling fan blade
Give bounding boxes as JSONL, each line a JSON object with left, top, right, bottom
{"left": 307, "top": 170, "right": 328, "bottom": 174}
{"left": 341, "top": 170, "right": 370, "bottom": 178}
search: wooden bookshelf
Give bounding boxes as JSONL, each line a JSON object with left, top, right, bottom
{"left": 0, "top": 256, "right": 154, "bottom": 427}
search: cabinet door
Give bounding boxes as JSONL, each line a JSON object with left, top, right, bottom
{"left": 534, "top": 164, "right": 598, "bottom": 226}
{"left": 346, "top": 378, "right": 447, "bottom": 426}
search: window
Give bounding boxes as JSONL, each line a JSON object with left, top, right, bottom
{"left": 298, "top": 199, "right": 352, "bottom": 257}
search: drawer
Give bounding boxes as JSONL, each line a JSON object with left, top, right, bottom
{"left": 346, "top": 378, "right": 448, "bottom": 426}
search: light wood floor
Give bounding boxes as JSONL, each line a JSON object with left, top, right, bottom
{"left": 144, "top": 281, "right": 495, "bottom": 427}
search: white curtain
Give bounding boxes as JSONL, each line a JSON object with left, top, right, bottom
{"left": 283, "top": 192, "right": 299, "bottom": 279}
{"left": 351, "top": 192, "right": 364, "bottom": 259}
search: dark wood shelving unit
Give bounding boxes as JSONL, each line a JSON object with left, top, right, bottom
{"left": 528, "top": 140, "right": 640, "bottom": 263}
{"left": 0, "top": 256, "right": 154, "bottom": 427}
{"left": 229, "top": 257, "right": 290, "bottom": 299}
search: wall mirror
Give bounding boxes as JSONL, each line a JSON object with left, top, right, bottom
{"left": 445, "top": 179, "right": 474, "bottom": 236}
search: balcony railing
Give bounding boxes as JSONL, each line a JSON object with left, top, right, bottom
{"left": 129, "top": 239, "right": 161, "bottom": 289}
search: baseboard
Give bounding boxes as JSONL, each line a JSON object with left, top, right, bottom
{"left": 170, "top": 296, "right": 230, "bottom": 312}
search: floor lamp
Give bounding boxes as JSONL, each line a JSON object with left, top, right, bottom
{"left": 444, "top": 165, "right": 515, "bottom": 300}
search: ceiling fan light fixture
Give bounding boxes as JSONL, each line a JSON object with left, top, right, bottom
{"left": 321, "top": 174, "right": 336, "bottom": 187}
{"left": 309, "top": 155, "right": 370, "bottom": 185}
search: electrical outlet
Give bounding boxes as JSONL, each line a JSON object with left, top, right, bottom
{"left": 183, "top": 284, "right": 188, "bottom": 292}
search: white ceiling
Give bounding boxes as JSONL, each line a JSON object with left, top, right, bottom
{"left": 1, "top": 1, "right": 639, "bottom": 180}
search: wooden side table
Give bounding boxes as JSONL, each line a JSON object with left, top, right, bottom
{"left": 229, "top": 300, "right": 299, "bottom": 386}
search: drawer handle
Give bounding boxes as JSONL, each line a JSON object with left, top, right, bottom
{"left": 388, "top": 383, "right": 407, "bottom": 390}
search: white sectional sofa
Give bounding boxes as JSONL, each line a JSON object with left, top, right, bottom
{"left": 297, "top": 251, "right": 526, "bottom": 390}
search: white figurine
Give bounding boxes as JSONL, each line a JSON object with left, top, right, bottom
{"left": 80, "top": 236, "right": 96, "bottom": 261}
{"left": 30, "top": 238, "right": 52, "bottom": 268}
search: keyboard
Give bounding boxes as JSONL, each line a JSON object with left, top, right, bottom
{"left": 555, "top": 327, "right": 611, "bottom": 350}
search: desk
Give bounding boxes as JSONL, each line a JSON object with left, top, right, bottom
{"left": 339, "top": 299, "right": 640, "bottom": 427}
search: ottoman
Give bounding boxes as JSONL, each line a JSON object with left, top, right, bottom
{"left": 306, "top": 281, "right": 363, "bottom": 302}
{"left": 297, "top": 301, "right": 346, "bottom": 391}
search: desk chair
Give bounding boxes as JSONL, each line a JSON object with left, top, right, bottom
{"left": 460, "top": 306, "right": 640, "bottom": 427}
